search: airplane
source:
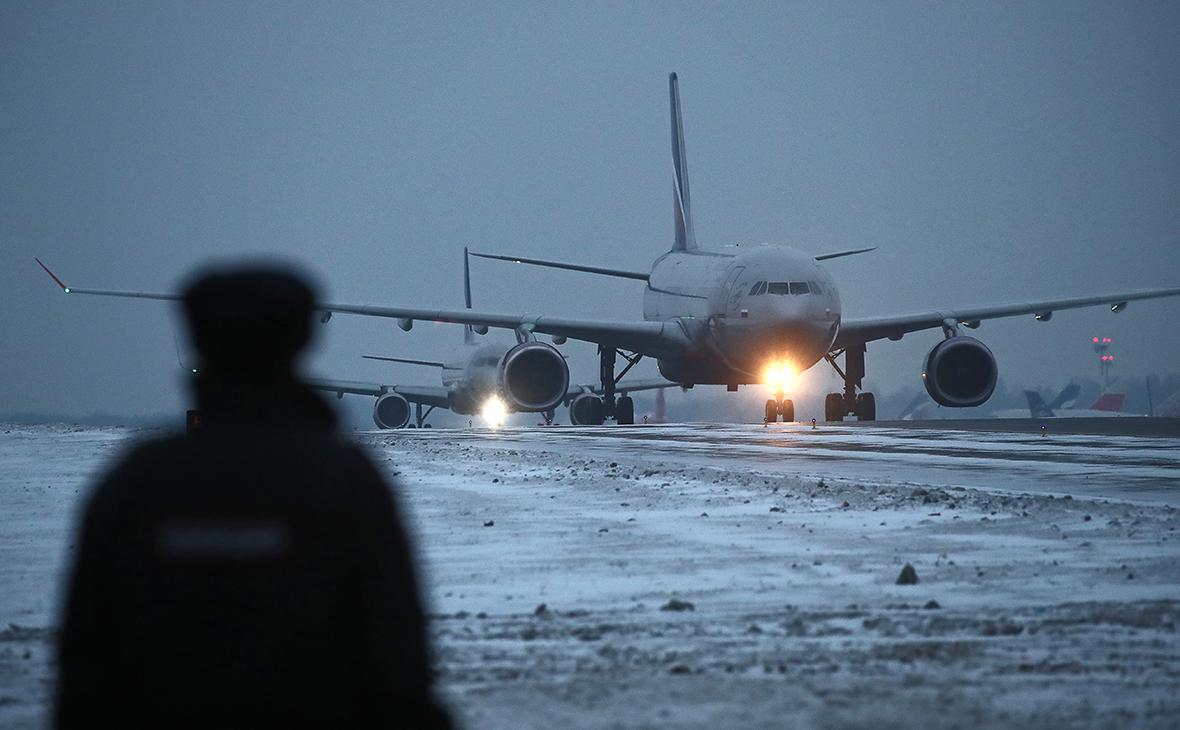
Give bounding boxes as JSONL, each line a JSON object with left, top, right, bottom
{"left": 1025, "top": 385, "right": 1128, "bottom": 418}
{"left": 1025, "top": 383, "right": 1083, "bottom": 419}
{"left": 38, "top": 250, "right": 668, "bottom": 429}
{"left": 302, "top": 249, "right": 671, "bottom": 428}
{"left": 37, "top": 72, "right": 1180, "bottom": 425}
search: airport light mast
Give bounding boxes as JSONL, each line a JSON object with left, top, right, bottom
{"left": 1093, "top": 337, "right": 1113, "bottom": 388}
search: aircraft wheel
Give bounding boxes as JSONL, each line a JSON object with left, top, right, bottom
{"left": 856, "top": 392, "right": 876, "bottom": 421}
{"left": 616, "top": 396, "right": 635, "bottom": 425}
{"left": 780, "top": 399, "right": 794, "bottom": 423}
{"left": 825, "top": 393, "right": 844, "bottom": 422}
{"left": 765, "top": 399, "right": 778, "bottom": 423}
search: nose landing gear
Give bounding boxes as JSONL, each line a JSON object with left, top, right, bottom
{"left": 764, "top": 395, "right": 795, "bottom": 423}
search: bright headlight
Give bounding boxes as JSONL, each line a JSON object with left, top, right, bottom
{"left": 764, "top": 362, "right": 794, "bottom": 394}
{"left": 481, "top": 396, "right": 507, "bottom": 426}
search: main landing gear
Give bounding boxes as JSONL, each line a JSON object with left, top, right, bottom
{"left": 586, "top": 345, "right": 639, "bottom": 425}
{"left": 764, "top": 395, "right": 794, "bottom": 423}
{"left": 823, "top": 343, "right": 876, "bottom": 422}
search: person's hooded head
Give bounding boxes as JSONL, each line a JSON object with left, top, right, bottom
{"left": 182, "top": 265, "right": 317, "bottom": 380}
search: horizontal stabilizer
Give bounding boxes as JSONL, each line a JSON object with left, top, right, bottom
{"left": 815, "top": 247, "right": 877, "bottom": 261}
{"left": 469, "top": 251, "right": 650, "bottom": 281}
{"left": 362, "top": 355, "right": 445, "bottom": 368}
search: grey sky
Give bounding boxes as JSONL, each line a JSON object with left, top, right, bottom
{"left": 3, "top": 2, "right": 1178, "bottom": 422}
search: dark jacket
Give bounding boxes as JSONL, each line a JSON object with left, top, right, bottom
{"left": 56, "top": 375, "right": 451, "bottom": 729}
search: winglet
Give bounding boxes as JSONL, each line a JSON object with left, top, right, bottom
{"left": 463, "top": 247, "right": 476, "bottom": 345}
{"left": 36, "top": 259, "right": 70, "bottom": 292}
{"left": 669, "top": 73, "right": 698, "bottom": 252}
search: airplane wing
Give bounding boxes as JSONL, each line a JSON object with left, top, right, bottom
{"left": 37, "top": 260, "right": 694, "bottom": 360}
{"left": 305, "top": 378, "right": 451, "bottom": 409}
{"left": 321, "top": 301, "right": 693, "bottom": 359}
{"left": 568, "top": 377, "right": 676, "bottom": 400}
{"left": 833, "top": 286, "right": 1180, "bottom": 350}
{"left": 308, "top": 376, "right": 669, "bottom": 412}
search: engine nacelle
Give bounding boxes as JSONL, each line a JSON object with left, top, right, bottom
{"left": 569, "top": 393, "right": 605, "bottom": 425}
{"left": 372, "top": 392, "right": 411, "bottom": 429}
{"left": 922, "top": 337, "right": 998, "bottom": 408}
{"left": 499, "top": 341, "right": 569, "bottom": 412}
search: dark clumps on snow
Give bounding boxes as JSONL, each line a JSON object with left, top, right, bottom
{"left": 483, "top": 520, "right": 494, "bottom": 527}
{"left": 897, "top": 563, "right": 919, "bottom": 585}
{"left": 661, "top": 599, "right": 695, "bottom": 612}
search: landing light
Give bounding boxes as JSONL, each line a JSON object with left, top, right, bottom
{"left": 764, "top": 362, "right": 794, "bottom": 395}
{"left": 481, "top": 396, "right": 507, "bottom": 427}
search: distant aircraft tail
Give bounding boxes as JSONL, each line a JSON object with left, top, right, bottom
{"left": 669, "top": 73, "right": 698, "bottom": 252}
{"left": 1048, "top": 383, "right": 1081, "bottom": 411}
{"left": 1025, "top": 391, "right": 1055, "bottom": 419}
{"left": 1089, "top": 393, "right": 1125, "bottom": 412}
{"left": 1154, "top": 389, "right": 1180, "bottom": 418}
{"left": 462, "top": 248, "right": 488, "bottom": 344}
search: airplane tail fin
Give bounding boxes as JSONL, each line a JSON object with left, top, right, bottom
{"left": 1025, "top": 391, "right": 1055, "bottom": 419}
{"left": 463, "top": 247, "right": 475, "bottom": 345}
{"left": 1089, "top": 393, "right": 1125, "bottom": 412}
{"left": 669, "top": 73, "right": 698, "bottom": 252}
{"left": 1048, "top": 383, "right": 1081, "bottom": 411}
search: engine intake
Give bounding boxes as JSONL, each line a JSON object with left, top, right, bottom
{"left": 499, "top": 342, "right": 569, "bottom": 412}
{"left": 569, "top": 393, "right": 605, "bottom": 425}
{"left": 922, "top": 337, "right": 998, "bottom": 408}
{"left": 373, "top": 392, "right": 411, "bottom": 429}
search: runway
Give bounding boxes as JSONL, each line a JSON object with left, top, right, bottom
{"left": 406, "top": 420, "right": 1180, "bottom": 506}
{"left": 3, "top": 422, "right": 1178, "bottom": 729}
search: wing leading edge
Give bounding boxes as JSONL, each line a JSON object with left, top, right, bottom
{"left": 36, "top": 260, "right": 692, "bottom": 360}
{"left": 834, "top": 286, "right": 1180, "bottom": 350}
{"left": 305, "top": 378, "right": 451, "bottom": 409}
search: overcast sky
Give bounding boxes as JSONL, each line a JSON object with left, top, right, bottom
{"left": 3, "top": 1, "right": 1178, "bottom": 424}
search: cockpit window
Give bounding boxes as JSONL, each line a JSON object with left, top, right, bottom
{"left": 767, "top": 282, "right": 789, "bottom": 295}
{"left": 789, "top": 282, "right": 810, "bottom": 295}
{"left": 808, "top": 280, "right": 823, "bottom": 295}
{"left": 748, "top": 281, "right": 767, "bottom": 296}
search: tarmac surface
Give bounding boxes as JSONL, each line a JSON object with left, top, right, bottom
{"left": 424, "top": 419, "right": 1180, "bottom": 506}
{"left": 856, "top": 417, "right": 1180, "bottom": 438}
{"left": 2, "top": 421, "right": 1178, "bottom": 729}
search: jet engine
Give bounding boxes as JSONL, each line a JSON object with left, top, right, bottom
{"left": 569, "top": 393, "right": 606, "bottom": 425}
{"left": 373, "top": 392, "right": 411, "bottom": 429}
{"left": 922, "top": 337, "right": 998, "bottom": 408}
{"left": 499, "top": 342, "right": 569, "bottom": 412}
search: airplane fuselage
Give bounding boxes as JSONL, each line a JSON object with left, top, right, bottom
{"left": 441, "top": 340, "right": 512, "bottom": 415}
{"left": 643, "top": 245, "right": 841, "bottom": 386}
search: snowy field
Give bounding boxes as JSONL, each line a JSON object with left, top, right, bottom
{"left": 2, "top": 422, "right": 1178, "bottom": 729}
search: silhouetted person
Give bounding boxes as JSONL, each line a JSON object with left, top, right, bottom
{"left": 56, "top": 265, "right": 452, "bottom": 729}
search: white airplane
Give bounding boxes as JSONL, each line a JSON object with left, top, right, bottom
{"left": 301, "top": 249, "right": 670, "bottom": 428}
{"left": 38, "top": 73, "right": 1180, "bottom": 425}
{"left": 39, "top": 250, "right": 667, "bottom": 429}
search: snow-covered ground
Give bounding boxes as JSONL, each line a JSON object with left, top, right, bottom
{"left": 2, "top": 422, "right": 1178, "bottom": 728}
